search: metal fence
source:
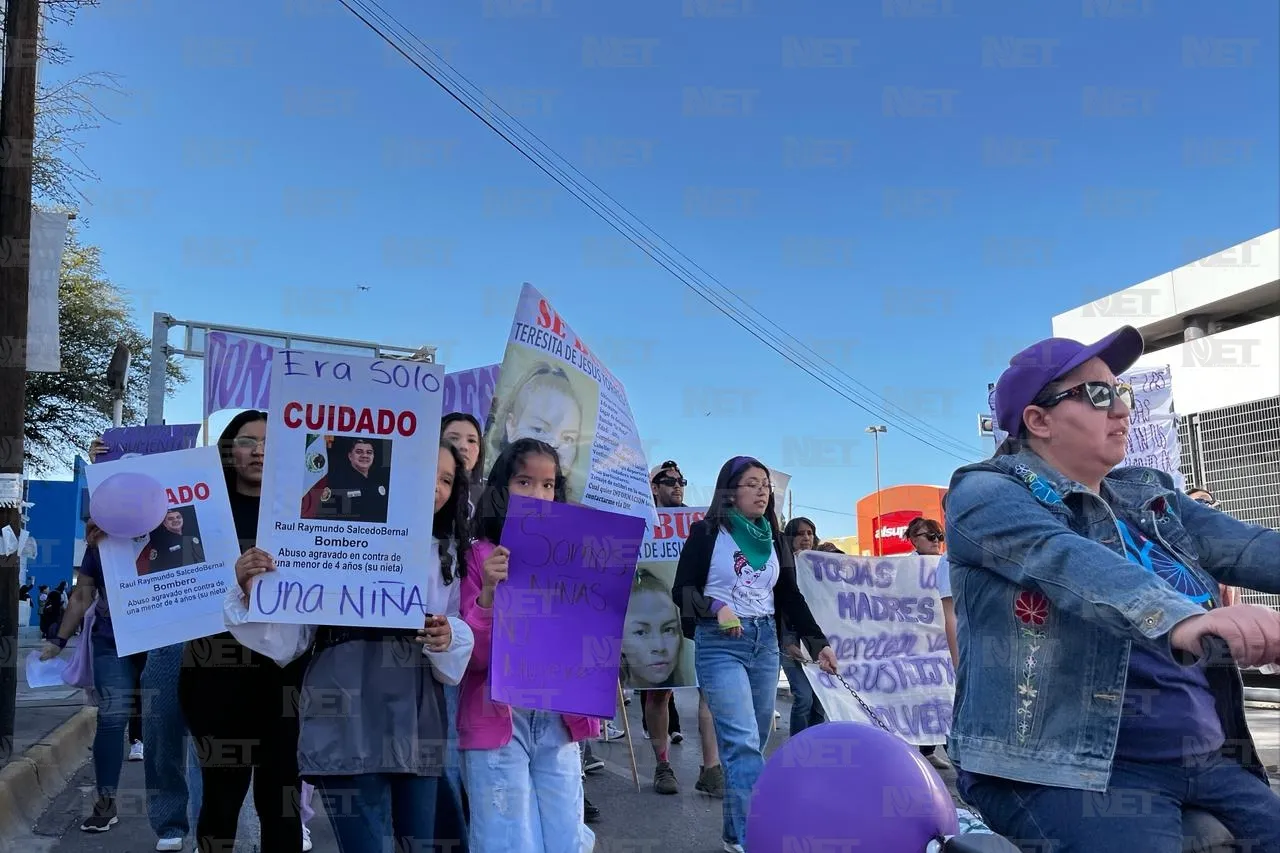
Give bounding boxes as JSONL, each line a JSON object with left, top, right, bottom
{"left": 1178, "top": 393, "right": 1280, "bottom": 609}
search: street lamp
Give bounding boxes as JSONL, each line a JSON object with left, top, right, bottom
{"left": 865, "top": 425, "right": 888, "bottom": 556}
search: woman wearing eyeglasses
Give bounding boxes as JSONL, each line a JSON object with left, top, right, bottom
{"left": 946, "top": 327, "right": 1280, "bottom": 851}
{"left": 673, "top": 456, "right": 838, "bottom": 853}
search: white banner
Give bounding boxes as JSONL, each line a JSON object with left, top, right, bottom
{"left": 86, "top": 446, "right": 239, "bottom": 655}
{"left": 989, "top": 364, "right": 1183, "bottom": 488}
{"left": 485, "top": 283, "right": 656, "bottom": 523}
{"left": 249, "top": 348, "right": 445, "bottom": 627}
{"left": 795, "top": 551, "right": 954, "bottom": 746}
{"left": 27, "top": 211, "right": 71, "bottom": 373}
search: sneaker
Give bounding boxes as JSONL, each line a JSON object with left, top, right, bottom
{"left": 695, "top": 764, "right": 726, "bottom": 798}
{"left": 303, "top": 823, "right": 314, "bottom": 852}
{"left": 155, "top": 839, "right": 184, "bottom": 852}
{"left": 670, "top": 730, "right": 684, "bottom": 744}
{"left": 653, "top": 760, "right": 679, "bottom": 795}
{"left": 926, "top": 750, "right": 952, "bottom": 772}
{"left": 80, "top": 797, "right": 118, "bottom": 833}
{"left": 723, "top": 842, "right": 745, "bottom": 853}
{"left": 128, "top": 740, "right": 145, "bottom": 761}
{"left": 582, "top": 748, "right": 605, "bottom": 774}
{"left": 601, "top": 722, "right": 625, "bottom": 741}
{"left": 584, "top": 795, "right": 601, "bottom": 824}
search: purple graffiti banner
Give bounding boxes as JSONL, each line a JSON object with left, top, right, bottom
{"left": 203, "top": 332, "right": 274, "bottom": 418}
{"left": 442, "top": 364, "right": 500, "bottom": 424}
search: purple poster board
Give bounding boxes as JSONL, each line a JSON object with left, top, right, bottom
{"left": 203, "top": 331, "right": 274, "bottom": 418}
{"left": 491, "top": 495, "right": 646, "bottom": 718}
{"left": 442, "top": 363, "right": 500, "bottom": 425}
{"left": 96, "top": 424, "right": 201, "bottom": 463}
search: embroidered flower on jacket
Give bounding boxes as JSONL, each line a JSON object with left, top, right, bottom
{"left": 1014, "top": 590, "right": 1049, "bottom": 626}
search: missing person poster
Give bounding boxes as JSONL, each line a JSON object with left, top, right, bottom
{"left": 85, "top": 446, "right": 239, "bottom": 655}
{"left": 795, "top": 551, "right": 954, "bottom": 746}
{"left": 249, "top": 348, "right": 445, "bottom": 628}
{"left": 621, "top": 506, "right": 706, "bottom": 691}
{"left": 484, "top": 284, "right": 656, "bottom": 524}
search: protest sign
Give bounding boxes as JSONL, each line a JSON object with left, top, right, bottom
{"left": 204, "top": 331, "right": 275, "bottom": 418}
{"left": 442, "top": 363, "right": 500, "bottom": 425}
{"left": 96, "top": 424, "right": 202, "bottom": 463}
{"left": 491, "top": 495, "right": 646, "bottom": 718}
{"left": 988, "top": 364, "right": 1184, "bottom": 488}
{"left": 484, "top": 284, "right": 656, "bottom": 523}
{"left": 85, "top": 446, "right": 239, "bottom": 655}
{"left": 621, "top": 506, "right": 707, "bottom": 691}
{"left": 249, "top": 348, "right": 445, "bottom": 628}
{"left": 795, "top": 551, "right": 954, "bottom": 746}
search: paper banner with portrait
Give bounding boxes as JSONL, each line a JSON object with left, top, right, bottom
{"left": 248, "top": 349, "right": 445, "bottom": 628}
{"left": 85, "top": 446, "right": 240, "bottom": 655}
{"left": 484, "top": 283, "right": 656, "bottom": 524}
{"left": 621, "top": 506, "right": 707, "bottom": 691}
{"left": 795, "top": 551, "right": 954, "bottom": 746}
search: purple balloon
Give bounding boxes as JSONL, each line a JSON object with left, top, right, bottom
{"left": 747, "top": 722, "right": 958, "bottom": 852}
{"left": 90, "top": 472, "right": 169, "bottom": 539}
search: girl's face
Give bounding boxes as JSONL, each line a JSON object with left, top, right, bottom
{"left": 443, "top": 420, "right": 481, "bottom": 474}
{"left": 732, "top": 465, "right": 772, "bottom": 519}
{"left": 622, "top": 590, "right": 681, "bottom": 686}
{"left": 435, "top": 447, "right": 456, "bottom": 514}
{"left": 507, "top": 388, "right": 582, "bottom": 476}
{"left": 792, "top": 523, "right": 816, "bottom": 552}
{"left": 507, "top": 452, "right": 559, "bottom": 502}
{"left": 231, "top": 420, "right": 266, "bottom": 487}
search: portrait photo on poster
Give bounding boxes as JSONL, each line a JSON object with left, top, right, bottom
{"left": 485, "top": 352, "right": 600, "bottom": 501}
{"left": 299, "top": 433, "right": 394, "bottom": 525}
{"left": 136, "top": 505, "right": 205, "bottom": 576}
{"left": 620, "top": 565, "right": 697, "bottom": 690}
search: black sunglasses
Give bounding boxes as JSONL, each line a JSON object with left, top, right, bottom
{"left": 1033, "top": 381, "right": 1134, "bottom": 413}
{"left": 914, "top": 532, "right": 944, "bottom": 543}
{"left": 655, "top": 476, "right": 687, "bottom": 488}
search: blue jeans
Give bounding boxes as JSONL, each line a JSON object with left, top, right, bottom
{"left": 93, "top": 638, "right": 200, "bottom": 840}
{"left": 315, "top": 774, "right": 438, "bottom": 853}
{"left": 695, "top": 617, "right": 780, "bottom": 848}
{"left": 461, "top": 709, "right": 593, "bottom": 852}
{"left": 437, "top": 682, "right": 469, "bottom": 851}
{"left": 781, "top": 654, "right": 824, "bottom": 735}
{"left": 959, "top": 753, "right": 1280, "bottom": 852}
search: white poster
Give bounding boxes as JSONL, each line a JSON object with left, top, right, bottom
{"left": 988, "top": 365, "right": 1183, "bottom": 488}
{"left": 484, "top": 283, "right": 656, "bottom": 523}
{"left": 249, "top": 348, "right": 445, "bottom": 628}
{"left": 795, "top": 551, "right": 954, "bottom": 746}
{"left": 85, "top": 446, "right": 239, "bottom": 655}
{"left": 27, "top": 210, "right": 71, "bottom": 373}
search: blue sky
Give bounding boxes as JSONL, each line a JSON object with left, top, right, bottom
{"left": 49, "top": 0, "right": 1278, "bottom": 537}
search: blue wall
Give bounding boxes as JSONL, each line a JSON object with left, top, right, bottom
{"left": 24, "top": 460, "right": 88, "bottom": 624}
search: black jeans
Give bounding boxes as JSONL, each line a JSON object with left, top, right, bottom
{"left": 127, "top": 652, "right": 147, "bottom": 744}
{"left": 179, "top": 633, "right": 307, "bottom": 853}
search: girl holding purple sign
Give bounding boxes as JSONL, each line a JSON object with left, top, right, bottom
{"left": 459, "top": 437, "right": 599, "bottom": 853}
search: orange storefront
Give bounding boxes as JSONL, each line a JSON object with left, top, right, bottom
{"left": 855, "top": 484, "right": 948, "bottom": 556}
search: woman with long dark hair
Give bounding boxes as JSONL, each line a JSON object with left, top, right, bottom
{"left": 778, "top": 516, "right": 826, "bottom": 736}
{"left": 178, "top": 410, "right": 306, "bottom": 853}
{"left": 673, "top": 456, "right": 838, "bottom": 852}
{"left": 442, "top": 412, "right": 486, "bottom": 509}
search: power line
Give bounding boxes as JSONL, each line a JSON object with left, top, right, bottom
{"left": 336, "top": 0, "right": 982, "bottom": 464}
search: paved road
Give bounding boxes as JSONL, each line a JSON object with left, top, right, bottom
{"left": 29, "top": 689, "right": 1280, "bottom": 853}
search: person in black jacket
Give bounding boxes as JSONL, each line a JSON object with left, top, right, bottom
{"left": 672, "top": 455, "right": 837, "bottom": 853}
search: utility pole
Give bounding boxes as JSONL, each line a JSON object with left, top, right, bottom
{"left": 0, "top": 0, "right": 41, "bottom": 761}
{"left": 865, "top": 425, "right": 887, "bottom": 557}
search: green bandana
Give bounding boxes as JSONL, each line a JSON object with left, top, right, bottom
{"left": 727, "top": 508, "right": 773, "bottom": 570}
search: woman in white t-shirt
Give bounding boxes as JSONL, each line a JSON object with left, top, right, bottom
{"left": 672, "top": 455, "right": 838, "bottom": 853}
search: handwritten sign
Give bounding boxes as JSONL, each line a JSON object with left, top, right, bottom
{"left": 97, "top": 424, "right": 201, "bottom": 463}
{"left": 622, "top": 506, "right": 707, "bottom": 690}
{"left": 484, "top": 284, "right": 656, "bottom": 524}
{"left": 249, "top": 348, "right": 445, "bottom": 628}
{"left": 491, "top": 495, "right": 646, "bottom": 718}
{"left": 203, "top": 331, "right": 274, "bottom": 418}
{"left": 85, "top": 446, "right": 239, "bottom": 655}
{"left": 795, "top": 551, "right": 954, "bottom": 746}
{"left": 442, "top": 363, "right": 500, "bottom": 424}
{"left": 989, "top": 364, "right": 1183, "bottom": 488}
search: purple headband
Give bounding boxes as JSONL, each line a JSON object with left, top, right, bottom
{"left": 728, "top": 455, "right": 763, "bottom": 478}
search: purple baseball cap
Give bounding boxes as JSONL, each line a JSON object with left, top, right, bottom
{"left": 993, "top": 325, "right": 1145, "bottom": 439}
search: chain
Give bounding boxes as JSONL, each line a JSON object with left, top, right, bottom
{"left": 799, "top": 660, "right": 895, "bottom": 734}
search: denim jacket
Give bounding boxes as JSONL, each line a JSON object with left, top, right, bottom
{"left": 944, "top": 449, "right": 1280, "bottom": 792}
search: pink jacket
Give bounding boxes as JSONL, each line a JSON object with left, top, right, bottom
{"left": 457, "top": 539, "right": 602, "bottom": 750}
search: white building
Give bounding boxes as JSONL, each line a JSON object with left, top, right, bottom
{"left": 1053, "top": 228, "right": 1280, "bottom": 601}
